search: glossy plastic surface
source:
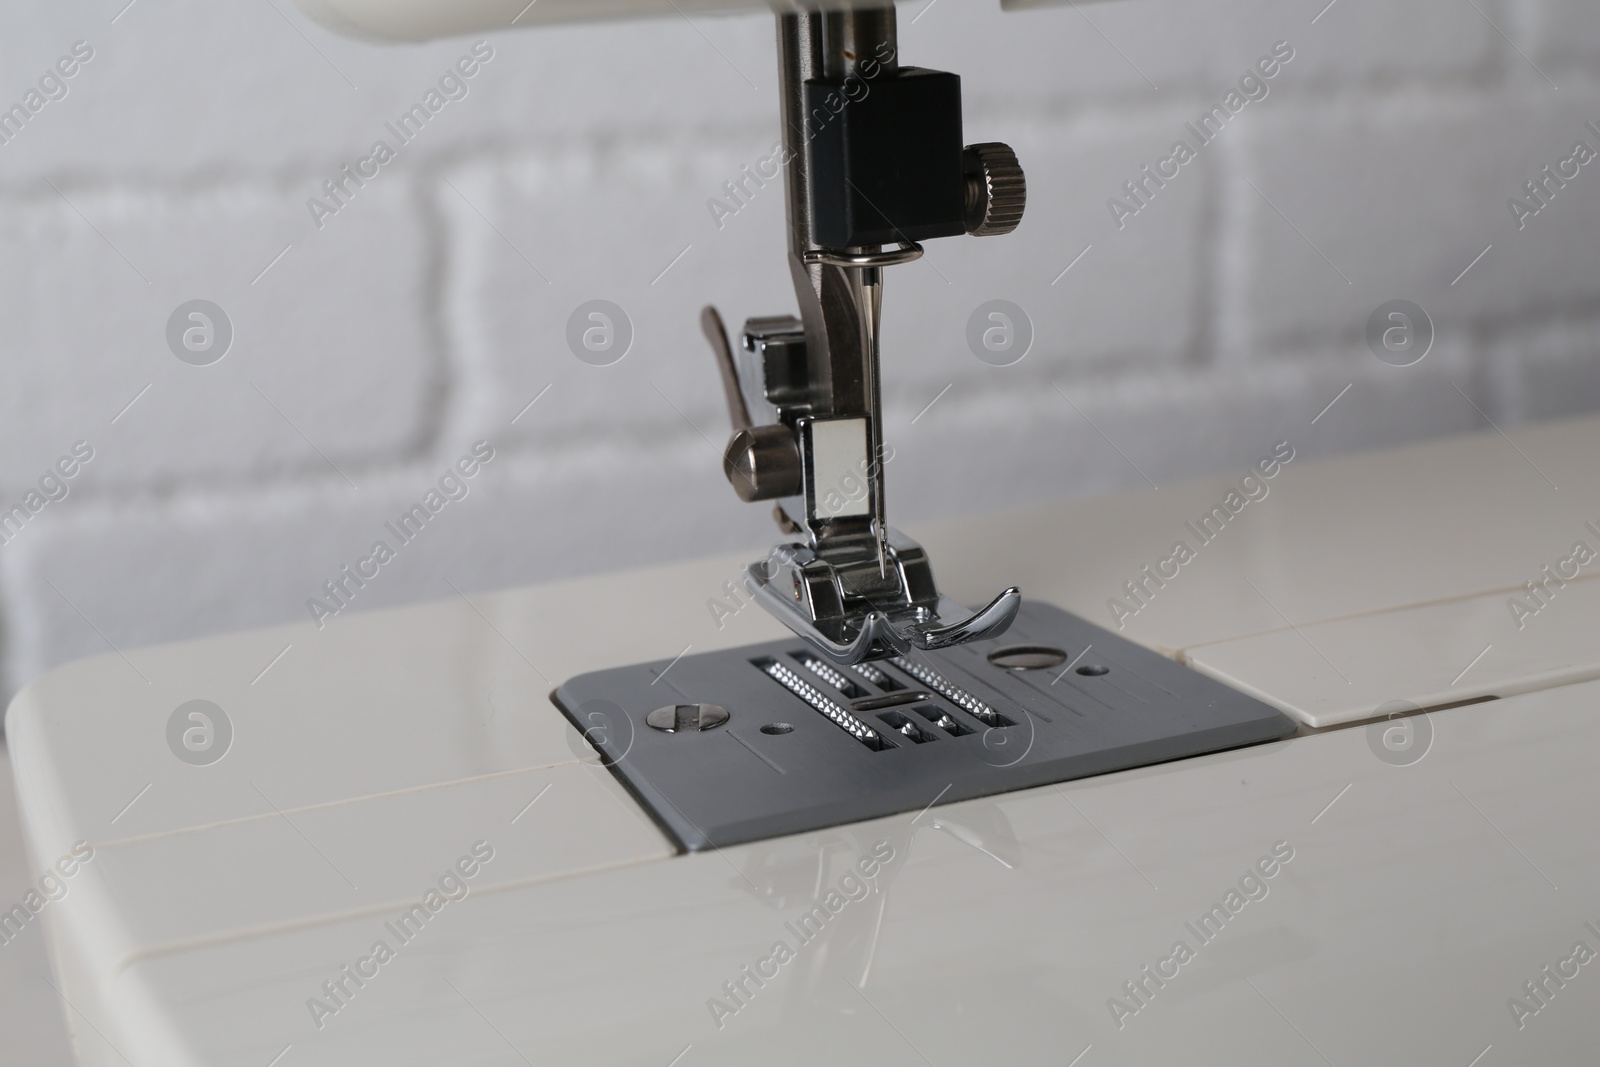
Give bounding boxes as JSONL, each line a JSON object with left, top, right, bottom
{"left": 8, "top": 417, "right": 1600, "bottom": 1064}
{"left": 289, "top": 0, "right": 1105, "bottom": 40}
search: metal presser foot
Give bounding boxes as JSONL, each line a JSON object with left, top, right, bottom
{"left": 556, "top": 5, "right": 1296, "bottom": 852}
{"left": 744, "top": 531, "right": 1023, "bottom": 663}
{"left": 699, "top": 5, "right": 1027, "bottom": 665}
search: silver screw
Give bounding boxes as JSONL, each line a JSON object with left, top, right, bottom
{"left": 646, "top": 704, "right": 730, "bottom": 733}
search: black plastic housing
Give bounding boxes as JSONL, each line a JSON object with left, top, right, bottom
{"left": 804, "top": 67, "right": 967, "bottom": 248}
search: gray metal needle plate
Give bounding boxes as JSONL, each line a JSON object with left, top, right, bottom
{"left": 553, "top": 601, "right": 1296, "bottom": 851}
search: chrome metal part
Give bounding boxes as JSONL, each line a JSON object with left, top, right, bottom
{"left": 759, "top": 659, "right": 885, "bottom": 749}
{"left": 801, "top": 242, "right": 924, "bottom": 268}
{"left": 698, "top": 7, "right": 1028, "bottom": 663}
{"left": 987, "top": 644, "right": 1069, "bottom": 671}
{"left": 701, "top": 305, "right": 750, "bottom": 431}
{"left": 847, "top": 661, "right": 892, "bottom": 687}
{"left": 747, "top": 532, "right": 1023, "bottom": 662}
{"left": 723, "top": 425, "right": 802, "bottom": 502}
{"left": 890, "top": 655, "right": 1007, "bottom": 727}
{"left": 849, "top": 690, "right": 933, "bottom": 712}
{"left": 645, "top": 703, "right": 730, "bottom": 733}
{"left": 799, "top": 655, "right": 856, "bottom": 694}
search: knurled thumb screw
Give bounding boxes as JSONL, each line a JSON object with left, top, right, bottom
{"left": 963, "top": 142, "right": 1026, "bottom": 237}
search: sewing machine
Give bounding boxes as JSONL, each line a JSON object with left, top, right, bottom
{"left": 8, "top": 2, "right": 1600, "bottom": 1064}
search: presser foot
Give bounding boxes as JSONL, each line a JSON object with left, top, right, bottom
{"left": 745, "top": 531, "right": 1021, "bottom": 664}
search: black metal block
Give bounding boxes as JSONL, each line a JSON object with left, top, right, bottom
{"left": 804, "top": 68, "right": 967, "bottom": 248}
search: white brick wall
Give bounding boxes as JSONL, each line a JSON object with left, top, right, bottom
{"left": 1, "top": 0, "right": 1597, "bottom": 700}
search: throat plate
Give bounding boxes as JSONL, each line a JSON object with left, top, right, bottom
{"left": 553, "top": 602, "right": 1296, "bottom": 851}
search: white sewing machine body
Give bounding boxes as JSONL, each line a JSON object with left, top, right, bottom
{"left": 9, "top": 416, "right": 1600, "bottom": 1065}
{"left": 11, "top": 0, "right": 1600, "bottom": 1061}
{"left": 288, "top": 0, "right": 1091, "bottom": 39}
